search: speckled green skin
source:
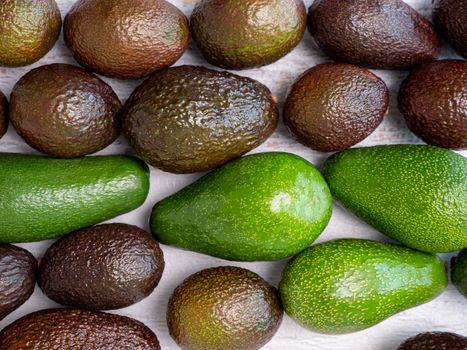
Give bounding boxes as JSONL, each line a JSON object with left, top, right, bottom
{"left": 0, "top": 91, "right": 7, "bottom": 139}
{"left": 190, "top": 0, "right": 307, "bottom": 69}
{"left": 0, "top": 0, "right": 61, "bottom": 67}
{"left": 0, "top": 153, "right": 149, "bottom": 243}
{"left": 322, "top": 145, "right": 467, "bottom": 253}
{"left": 279, "top": 239, "right": 448, "bottom": 334}
{"left": 151, "top": 152, "right": 332, "bottom": 261}
{"left": 452, "top": 249, "right": 467, "bottom": 298}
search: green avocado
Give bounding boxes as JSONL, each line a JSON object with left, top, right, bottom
{"left": 151, "top": 152, "right": 332, "bottom": 261}
{"left": 0, "top": 153, "right": 149, "bottom": 243}
{"left": 322, "top": 145, "right": 467, "bottom": 253}
{"left": 279, "top": 239, "right": 448, "bottom": 334}
{"left": 452, "top": 249, "right": 467, "bottom": 298}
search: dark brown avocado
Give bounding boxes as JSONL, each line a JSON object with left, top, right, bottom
{"left": 398, "top": 60, "right": 467, "bottom": 149}
{"left": 397, "top": 332, "right": 467, "bottom": 350}
{"left": 38, "top": 223, "right": 164, "bottom": 310}
{"left": 0, "top": 91, "right": 8, "bottom": 139}
{"left": 433, "top": 0, "right": 467, "bottom": 58}
{"left": 0, "top": 308, "right": 160, "bottom": 349}
{"left": 283, "top": 63, "right": 389, "bottom": 152}
{"left": 10, "top": 63, "right": 122, "bottom": 158}
{"left": 0, "top": 245, "right": 37, "bottom": 320}
{"left": 122, "top": 65, "right": 278, "bottom": 174}
{"left": 307, "top": 0, "right": 440, "bottom": 70}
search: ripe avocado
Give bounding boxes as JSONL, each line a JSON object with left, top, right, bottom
{"left": 151, "top": 152, "right": 332, "bottom": 261}
{"left": 64, "top": 0, "right": 189, "bottom": 79}
{"left": 452, "top": 249, "right": 467, "bottom": 298}
{"left": 0, "top": 91, "right": 7, "bottom": 140}
{"left": 190, "top": 0, "right": 306, "bottom": 69}
{"left": 0, "top": 245, "right": 37, "bottom": 320}
{"left": 123, "top": 65, "right": 278, "bottom": 174}
{"left": 167, "top": 266, "right": 283, "bottom": 350}
{"left": 433, "top": 0, "right": 467, "bottom": 58}
{"left": 398, "top": 332, "right": 467, "bottom": 349}
{"left": 322, "top": 145, "right": 467, "bottom": 253}
{"left": 0, "top": 0, "right": 61, "bottom": 67}
{"left": 279, "top": 239, "right": 448, "bottom": 334}
{"left": 307, "top": 0, "right": 440, "bottom": 69}
{"left": 398, "top": 60, "right": 467, "bottom": 149}
{"left": 38, "top": 223, "right": 164, "bottom": 310}
{"left": 284, "top": 63, "right": 389, "bottom": 152}
{"left": 10, "top": 64, "right": 122, "bottom": 158}
{"left": 0, "top": 153, "right": 149, "bottom": 243}
{"left": 0, "top": 308, "right": 160, "bottom": 349}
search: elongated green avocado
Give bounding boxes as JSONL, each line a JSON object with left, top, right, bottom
{"left": 0, "top": 153, "right": 149, "bottom": 243}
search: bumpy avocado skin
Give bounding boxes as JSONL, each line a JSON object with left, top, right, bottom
{"left": 123, "top": 65, "right": 278, "bottom": 174}
{"left": 433, "top": 0, "right": 467, "bottom": 58}
{"left": 190, "top": 0, "right": 306, "bottom": 69}
{"left": 0, "top": 308, "right": 160, "bottom": 349}
{"left": 284, "top": 63, "right": 389, "bottom": 152}
{"left": 167, "top": 266, "right": 283, "bottom": 350}
{"left": 398, "top": 60, "right": 467, "bottom": 149}
{"left": 0, "top": 91, "right": 8, "bottom": 139}
{"left": 307, "top": 0, "right": 440, "bottom": 69}
{"left": 322, "top": 145, "right": 467, "bottom": 253}
{"left": 10, "top": 64, "right": 122, "bottom": 158}
{"left": 0, "top": 0, "right": 61, "bottom": 67}
{"left": 151, "top": 152, "right": 332, "bottom": 261}
{"left": 452, "top": 249, "right": 467, "bottom": 298}
{"left": 279, "top": 239, "right": 448, "bottom": 334}
{"left": 64, "top": 0, "right": 189, "bottom": 79}
{"left": 398, "top": 332, "right": 467, "bottom": 349}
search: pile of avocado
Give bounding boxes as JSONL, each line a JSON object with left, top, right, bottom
{"left": 0, "top": 0, "right": 465, "bottom": 349}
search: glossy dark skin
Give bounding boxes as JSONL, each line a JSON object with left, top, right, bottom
{"left": 433, "top": 0, "right": 467, "bottom": 58}
{"left": 123, "top": 65, "right": 278, "bottom": 174}
{"left": 0, "top": 91, "right": 7, "bottom": 139}
{"left": 0, "top": 245, "right": 37, "bottom": 320}
{"left": 64, "top": 0, "right": 189, "bottom": 79}
{"left": 284, "top": 63, "right": 389, "bottom": 152}
{"left": 0, "top": 308, "right": 160, "bottom": 350}
{"left": 398, "top": 332, "right": 467, "bottom": 350}
{"left": 190, "top": 0, "right": 306, "bottom": 69}
{"left": 307, "top": 0, "right": 440, "bottom": 70}
{"left": 398, "top": 60, "right": 467, "bottom": 149}
{"left": 167, "top": 266, "right": 283, "bottom": 350}
{"left": 452, "top": 249, "right": 467, "bottom": 298}
{"left": 38, "top": 223, "right": 164, "bottom": 310}
{"left": 10, "top": 64, "right": 122, "bottom": 158}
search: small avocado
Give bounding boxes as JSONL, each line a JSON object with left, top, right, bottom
{"left": 284, "top": 63, "right": 389, "bottom": 152}
{"left": 279, "top": 239, "right": 448, "bottom": 334}
{"left": 0, "top": 91, "right": 7, "bottom": 140}
{"left": 0, "top": 308, "right": 160, "bottom": 349}
{"left": 0, "top": 245, "right": 37, "bottom": 320}
{"left": 167, "top": 266, "right": 283, "bottom": 350}
{"left": 452, "top": 249, "right": 467, "bottom": 298}
{"left": 64, "top": 0, "right": 189, "bottom": 79}
{"left": 433, "top": 0, "right": 467, "bottom": 57}
{"left": 10, "top": 63, "right": 122, "bottom": 158}
{"left": 123, "top": 65, "right": 278, "bottom": 174}
{"left": 307, "top": 0, "right": 440, "bottom": 69}
{"left": 38, "top": 223, "right": 164, "bottom": 310}
{"left": 322, "top": 145, "right": 467, "bottom": 253}
{"left": 190, "top": 0, "right": 306, "bottom": 69}
{"left": 397, "top": 332, "right": 467, "bottom": 350}
{"left": 0, "top": 0, "right": 61, "bottom": 67}
{"left": 398, "top": 60, "right": 467, "bottom": 149}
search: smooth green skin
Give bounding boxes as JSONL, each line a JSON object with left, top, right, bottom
{"left": 151, "top": 152, "right": 332, "bottom": 261}
{"left": 452, "top": 249, "right": 467, "bottom": 298}
{"left": 0, "top": 153, "right": 149, "bottom": 243}
{"left": 279, "top": 239, "right": 448, "bottom": 334}
{"left": 322, "top": 145, "right": 467, "bottom": 253}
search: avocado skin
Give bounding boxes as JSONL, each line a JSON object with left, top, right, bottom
{"left": 284, "top": 63, "right": 389, "bottom": 152}
{"left": 167, "top": 266, "right": 283, "bottom": 350}
{"left": 123, "top": 65, "right": 278, "bottom": 174}
{"left": 0, "top": 153, "right": 149, "bottom": 243}
{"left": 322, "top": 145, "right": 467, "bottom": 253}
{"left": 452, "top": 249, "right": 467, "bottom": 298}
{"left": 38, "top": 223, "right": 164, "bottom": 310}
{"left": 151, "top": 152, "right": 332, "bottom": 261}
{"left": 307, "top": 0, "right": 440, "bottom": 70}
{"left": 0, "top": 91, "right": 7, "bottom": 139}
{"left": 433, "top": 0, "right": 467, "bottom": 58}
{"left": 0, "top": 0, "right": 61, "bottom": 67}
{"left": 190, "top": 0, "right": 306, "bottom": 69}
{"left": 398, "top": 60, "right": 467, "bottom": 149}
{"left": 279, "top": 239, "right": 448, "bottom": 334}
{"left": 398, "top": 332, "right": 467, "bottom": 349}
{"left": 10, "top": 64, "right": 122, "bottom": 158}
{"left": 0, "top": 308, "right": 160, "bottom": 349}
{"left": 64, "top": 0, "right": 189, "bottom": 79}
{"left": 0, "top": 245, "right": 37, "bottom": 320}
